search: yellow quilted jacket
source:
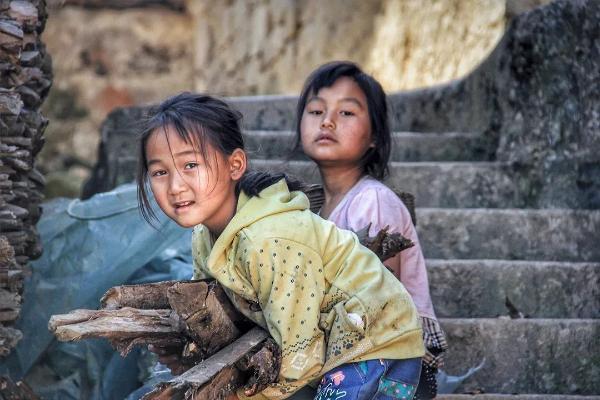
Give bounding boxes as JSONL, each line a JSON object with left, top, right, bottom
{"left": 191, "top": 179, "right": 423, "bottom": 399}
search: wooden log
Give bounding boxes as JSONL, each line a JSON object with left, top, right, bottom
{"left": 8, "top": 0, "right": 39, "bottom": 33}
{"left": 49, "top": 307, "right": 187, "bottom": 356}
{"left": 0, "top": 19, "right": 23, "bottom": 39}
{"left": 0, "top": 287, "right": 20, "bottom": 322}
{"left": 58, "top": 280, "right": 251, "bottom": 362}
{"left": 0, "top": 235, "right": 16, "bottom": 265}
{"left": 1, "top": 0, "right": 51, "bottom": 368}
{"left": 167, "top": 281, "right": 247, "bottom": 359}
{"left": 100, "top": 280, "right": 178, "bottom": 310}
{"left": 355, "top": 224, "right": 415, "bottom": 261}
{"left": 142, "top": 327, "right": 274, "bottom": 400}
{"left": 0, "top": 89, "right": 23, "bottom": 115}
{"left": 52, "top": 0, "right": 186, "bottom": 11}
{"left": 0, "top": 325, "right": 22, "bottom": 356}
{"left": 0, "top": 376, "right": 41, "bottom": 400}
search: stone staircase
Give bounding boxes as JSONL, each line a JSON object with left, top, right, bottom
{"left": 84, "top": 95, "right": 599, "bottom": 398}
{"left": 226, "top": 95, "right": 600, "bottom": 399}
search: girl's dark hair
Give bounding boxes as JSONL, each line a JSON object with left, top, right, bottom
{"left": 295, "top": 61, "right": 391, "bottom": 180}
{"left": 137, "top": 92, "right": 304, "bottom": 224}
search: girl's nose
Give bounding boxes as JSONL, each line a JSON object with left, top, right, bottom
{"left": 168, "top": 171, "right": 187, "bottom": 195}
{"left": 320, "top": 115, "right": 335, "bottom": 130}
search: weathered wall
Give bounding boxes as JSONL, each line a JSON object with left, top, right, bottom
{"left": 40, "top": 6, "right": 194, "bottom": 196}
{"left": 188, "top": 0, "right": 507, "bottom": 95}
{"left": 0, "top": 0, "right": 52, "bottom": 358}
{"left": 41, "top": 0, "right": 509, "bottom": 197}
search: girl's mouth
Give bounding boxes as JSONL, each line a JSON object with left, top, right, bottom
{"left": 315, "top": 133, "right": 336, "bottom": 143}
{"left": 174, "top": 201, "right": 194, "bottom": 210}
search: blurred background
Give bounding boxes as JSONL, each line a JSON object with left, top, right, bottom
{"left": 40, "top": 0, "right": 547, "bottom": 199}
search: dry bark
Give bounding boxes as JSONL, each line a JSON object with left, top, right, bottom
{"left": 142, "top": 327, "right": 275, "bottom": 400}
{"left": 48, "top": 0, "right": 186, "bottom": 11}
{"left": 1, "top": 0, "right": 51, "bottom": 366}
{"left": 50, "top": 280, "right": 250, "bottom": 359}
{"left": 166, "top": 280, "right": 248, "bottom": 360}
{"left": 355, "top": 224, "right": 415, "bottom": 261}
{"left": 0, "top": 376, "right": 40, "bottom": 400}
{"left": 49, "top": 307, "right": 186, "bottom": 356}
{"left": 101, "top": 280, "right": 177, "bottom": 310}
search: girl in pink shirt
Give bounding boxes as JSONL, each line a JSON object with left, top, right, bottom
{"left": 296, "top": 61, "right": 447, "bottom": 399}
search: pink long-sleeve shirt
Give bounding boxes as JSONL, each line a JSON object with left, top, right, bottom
{"left": 326, "top": 175, "right": 437, "bottom": 319}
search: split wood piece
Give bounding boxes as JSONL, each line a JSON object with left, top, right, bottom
{"left": 167, "top": 280, "right": 248, "bottom": 363}
{"left": 142, "top": 327, "right": 279, "bottom": 400}
{"left": 101, "top": 280, "right": 179, "bottom": 310}
{"left": 53, "top": 0, "right": 186, "bottom": 11}
{"left": 355, "top": 223, "right": 415, "bottom": 261}
{"left": 0, "top": 89, "right": 23, "bottom": 115}
{"left": 0, "top": 325, "right": 22, "bottom": 357}
{"left": 0, "top": 376, "right": 40, "bottom": 400}
{"left": 0, "top": 288, "right": 20, "bottom": 322}
{"left": 48, "top": 308, "right": 186, "bottom": 356}
{"left": 52, "top": 280, "right": 250, "bottom": 363}
{"left": 7, "top": 1, "right": 40, "bottom": 33}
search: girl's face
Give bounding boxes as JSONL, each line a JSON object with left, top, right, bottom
{"left": 145, "top": 126, "right": 245, "bottom": 232}
{"left": 300, "top": 77, "right": 373, "bottom": 169}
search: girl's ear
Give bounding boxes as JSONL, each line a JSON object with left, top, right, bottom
{"left": 228, "top": 148, "right": 247, "bottom": 181}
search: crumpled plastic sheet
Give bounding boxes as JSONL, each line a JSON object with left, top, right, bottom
{"left": 0, "top": 183, "right": 193, "bottom": 400}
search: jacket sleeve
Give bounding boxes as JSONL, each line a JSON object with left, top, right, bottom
{"left": 236, "top": 232, "right": 326, "bottom": 399}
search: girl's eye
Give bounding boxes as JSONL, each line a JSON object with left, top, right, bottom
{"left": 307, "top": 109, "right": 323, "bottom": 116}
{"left": 340, "top": 110, "right": 355, "bottom": 116}
{"left": 184, "top": 162, "right": 198, "bottom": 170}
{"left": 151, "top": 170, "right": 166, "bottom": 177}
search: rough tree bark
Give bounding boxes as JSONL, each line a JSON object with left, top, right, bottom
{"left": 1, "top": 1, "right": 51, "bottom": 397}
{"left": 0, "top": 0, "right": 51, "bottom": 359}
{"left": 47, "top": 0, "right": 186, "bottom": 11}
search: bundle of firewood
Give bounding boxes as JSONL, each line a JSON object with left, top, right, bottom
{"left": 0, "top": 0, "right": 51, "bottom": 359}
{"left": 49, "top": 226, "right": 414, "bottom": 399}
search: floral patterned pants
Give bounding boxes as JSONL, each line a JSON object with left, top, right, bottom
{"left": 315, "top": 358, "right": 421, "bottom": 400}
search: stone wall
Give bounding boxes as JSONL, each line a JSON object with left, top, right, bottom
{"left": 387, "top": 0, "right": 600, "bottom": 209}
{"left": 40, "top": 0, "right": 510, "bottom": 197}
{"left": 0, "top": 0, "right": 52, "bottom": 357}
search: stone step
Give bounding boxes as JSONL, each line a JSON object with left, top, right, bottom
{"left": 428, "top": 259, "right": 600, "bottom": 319}
{"left": 438, "top": 395, "right": 600, "bottom": 400}
{"left": 229, "top": 94, "right": 477, "bottom": 133}
{"left": 417, "top": 209, "right": 600, "bottom": 262}
{"left": 229, "top": 95, "right": 297, "bottom": 131}
{"left": 250, "top": 160, "right": 522, "bottom": 208}
{"left": 244, "top": 130, "right": 493, "bottom": 162}
{"left": 439, "top": 318, "right": 600, "bottom": 395}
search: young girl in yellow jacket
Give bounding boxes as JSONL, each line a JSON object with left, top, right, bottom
{"left": 136, "top": 92, "right": 424, "bottom": 399}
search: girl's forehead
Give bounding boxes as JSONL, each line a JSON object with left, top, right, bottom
{"left": 146, "top": 126, "right": 200, "bottom": 156}
{"left": 312, "top": 77, "right": 366, "bottom": 102}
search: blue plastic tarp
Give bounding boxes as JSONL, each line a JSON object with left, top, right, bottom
{"left": 0, "top": 183, "right": 193, "bottom": 400}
